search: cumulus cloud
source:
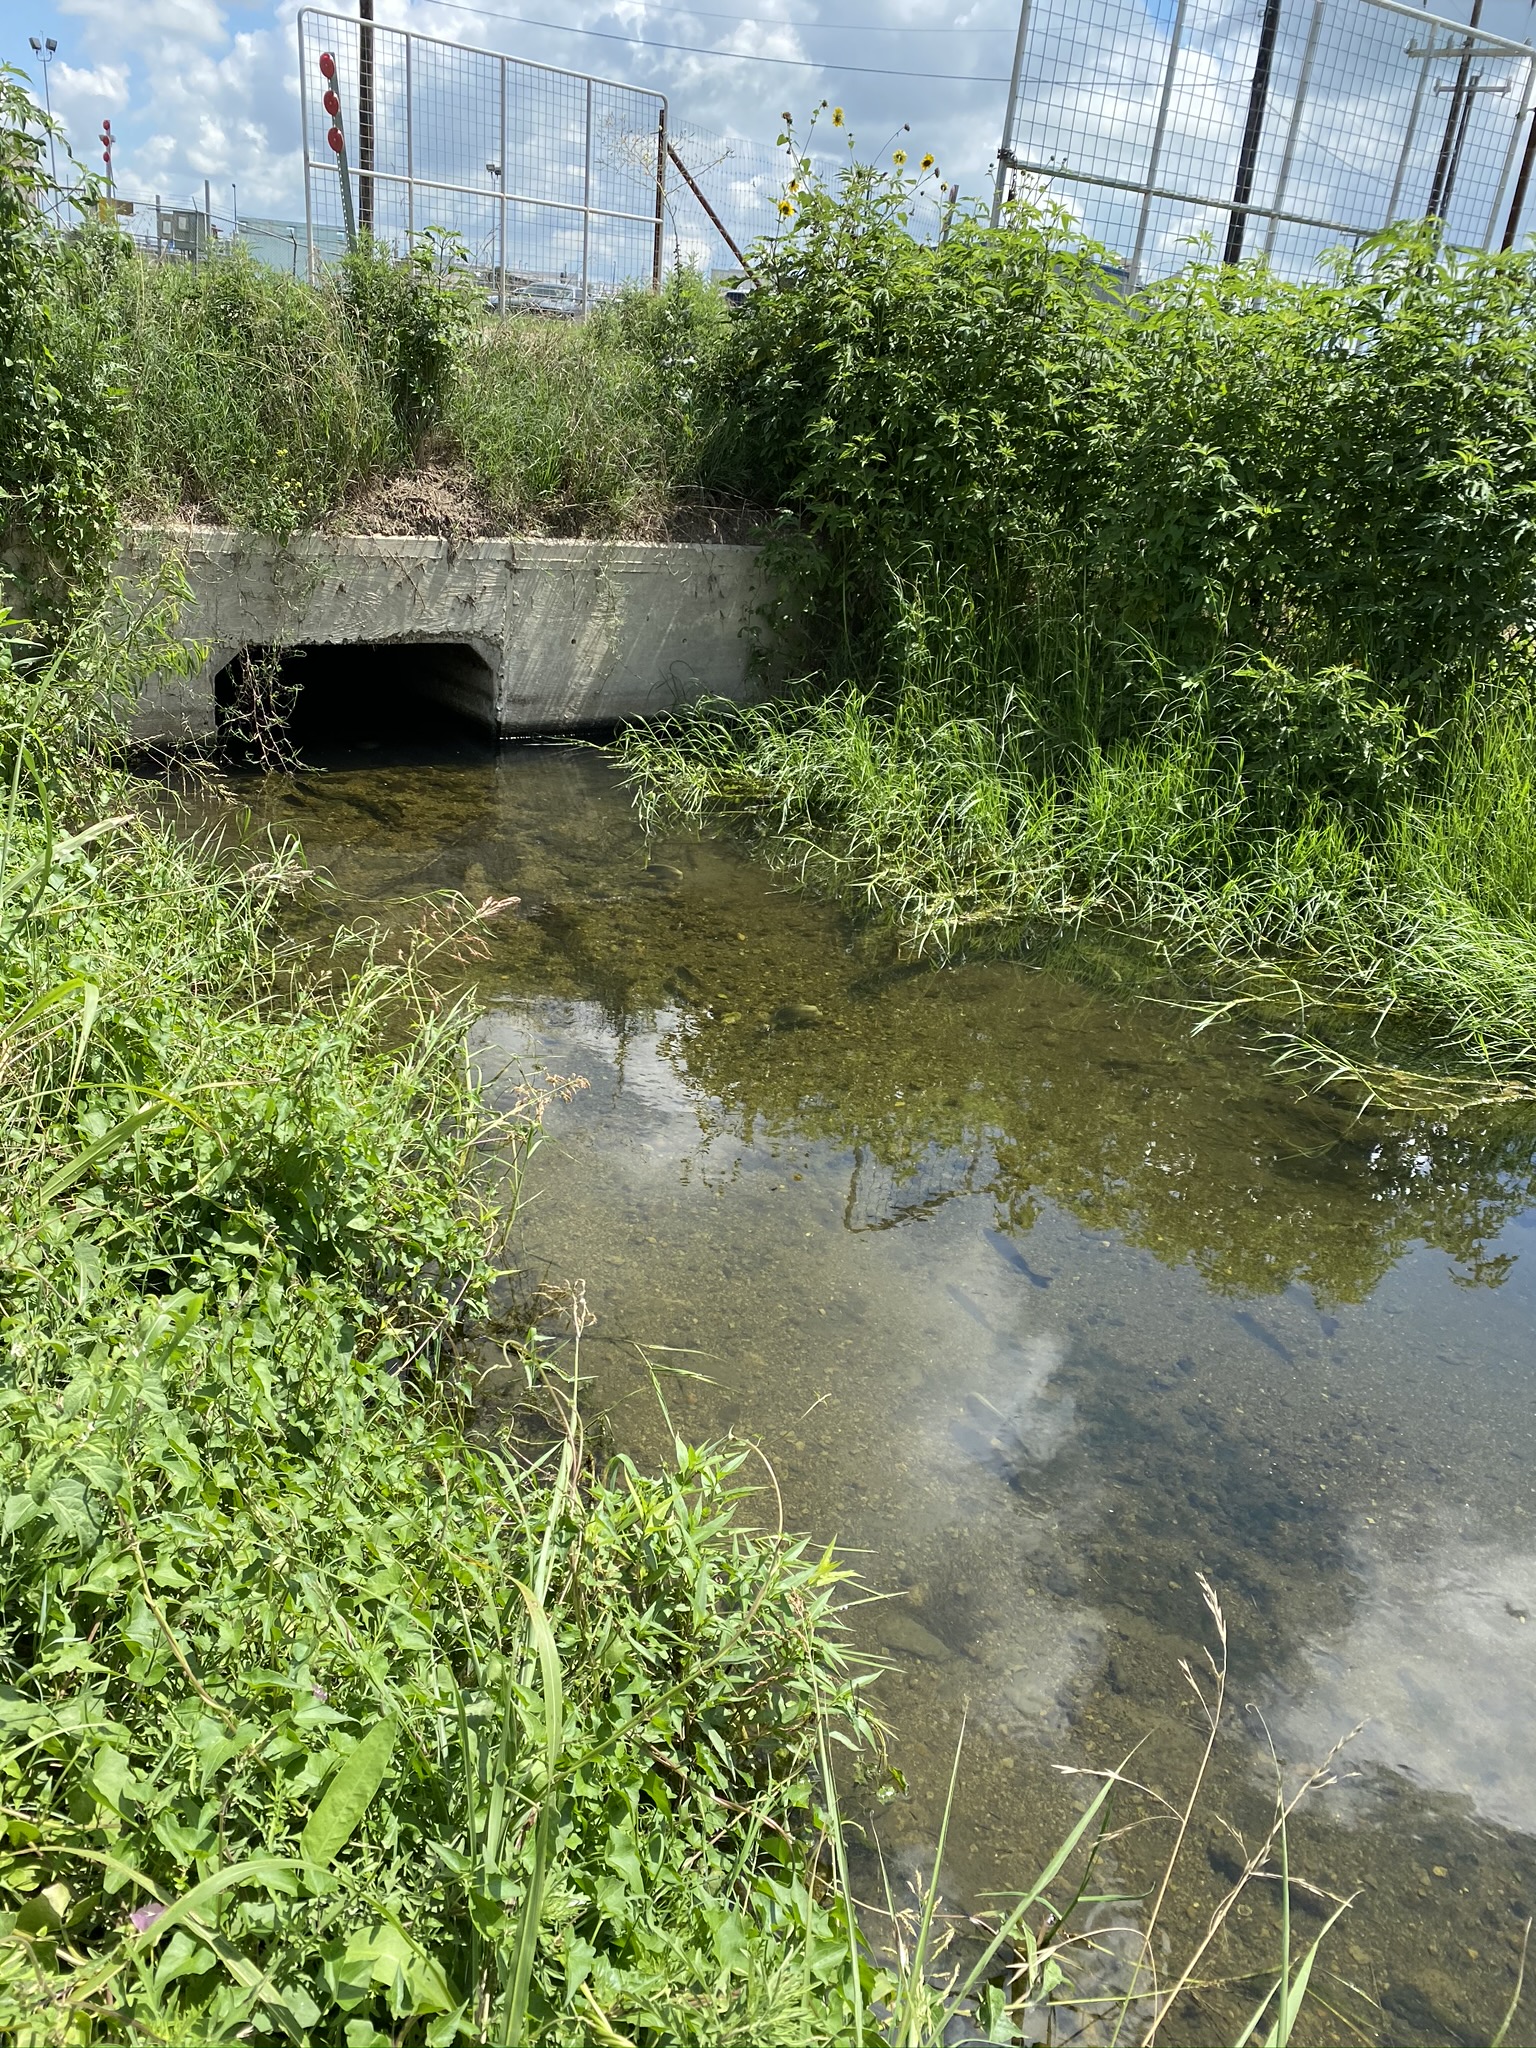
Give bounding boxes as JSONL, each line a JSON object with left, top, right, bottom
{"left": 16, "top": 0, "right": 1012, "bottom": 224}
{"left": 15, "top": 0, "right": 1517, "bottom": 266}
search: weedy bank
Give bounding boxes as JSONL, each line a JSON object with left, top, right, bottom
{"left": 620, "top": 122, "right": 1536, "bottom": 1101}
{"left": 49, "top": 223, "right": 731, "bottom": 541}
{"left": 2, "top": 73, "right": 879, "bottom": 2046}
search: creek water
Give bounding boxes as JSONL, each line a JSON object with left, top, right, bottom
{"left": 226, "top": 734, "right": 1536, "bottom": 2045}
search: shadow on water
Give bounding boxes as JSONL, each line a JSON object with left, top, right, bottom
{"left": 203, "top": 740, "right": 1536, "bottom": 2046}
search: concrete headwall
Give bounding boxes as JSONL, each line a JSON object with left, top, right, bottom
{"left": 124, "top": 528, "right": 770, "bottom": 744}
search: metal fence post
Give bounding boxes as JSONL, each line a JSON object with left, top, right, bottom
{"left": 992, "top": 0, "right": 1037, "bottom": 228}
{"left": 359, "top": 0, "right": 374, "bottom": 236}
{"left": 1263, "top": 0, "right": 1326, "bottom": 259}
{"left": 582, "top": 75, "right": 593, "bottom": 313}
{"left": 653, "top": 103, "right": 668, "bottom": 288}
{"left": 1129, "top": 0, "right": 1192, "bottom": 285}
{"left": 498, "top": 55, "right": 507, "bottom": 311}
{"left": 1486, "top": 52, "right": 1536, "bottom": 246}
{"left": 405, "top": 31, "right": 415, "bottom": 246}
{"left": 298, "top": 15, "right": 316, "bottom": 283}
{"left": 1385, "top": 34, "right": 1439, "bottom": 228}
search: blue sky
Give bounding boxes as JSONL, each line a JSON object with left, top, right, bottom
{"left": 2, "top": 0, "right": 1528, "bottom": 253}
{"left": 0, "top": 0, "right": 1024, "bottom": 220}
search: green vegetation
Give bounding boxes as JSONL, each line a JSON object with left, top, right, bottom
{"left": 44, "top": 225, "right": 729, "bottom": 540}
{"left": 18, "top": 69, "right": 1536, "bottom": 2042}
{"left": 620, "top": 132, "right": 1536, "bottom": 1096}
{"left": 447, "top": 281, "right": 732, "bottom": 533}
{"left": 2, "top": 76, "right": 878, "bottom": 2046}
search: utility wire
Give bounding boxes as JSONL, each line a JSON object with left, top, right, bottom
{"left": 432, "top": 0, "right": 1013, "bottom": 30}
{"left": 418, "top": 0, "right": 1013, "bottom": 78}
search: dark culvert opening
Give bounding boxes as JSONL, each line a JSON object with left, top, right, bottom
{"left": 214, "top": 641, "right": 497, "bottom": 764}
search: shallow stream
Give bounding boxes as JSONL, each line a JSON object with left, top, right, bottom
{"left": 227, "top": 735, "right": 1536, "bottom": 2045}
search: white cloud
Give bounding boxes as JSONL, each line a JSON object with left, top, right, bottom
{"left": 1264, "top": 1509, "right": 1536, "bottom": 1835}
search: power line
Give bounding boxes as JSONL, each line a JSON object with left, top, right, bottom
{"left": 431, "top": 0, "right": 1013, "bottom": 31}
{"left": 417, "top": 0, "right": 1013, "bottom": 79}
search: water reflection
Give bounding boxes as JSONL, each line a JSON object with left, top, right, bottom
{"left": 1269, "top": 1510, "right": 1536, "bottom": 1837}
{"left": 214, "top": 743, "right": 1536, "bottom": 2046}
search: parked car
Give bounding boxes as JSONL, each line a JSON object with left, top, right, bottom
{"left": 506, "top": 280, "right": 585, "bottom": 318}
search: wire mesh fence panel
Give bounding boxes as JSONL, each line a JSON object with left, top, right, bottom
{"left": 298, "top": 6, "right": 665, "bottom": 302}
{"left": 994, "top": 0, "right": 1536, "bottom": 280}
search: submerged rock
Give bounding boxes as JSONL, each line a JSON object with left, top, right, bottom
{"left": 771, "top": 1001, "right": 824, "bottom": 1031}
{"left": 874, "top": 1609, "right": 955, "bottom": 1663}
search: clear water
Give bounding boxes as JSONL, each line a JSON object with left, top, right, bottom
{"left": 224, "top": 738, "right": 1536, "bottom": 2045}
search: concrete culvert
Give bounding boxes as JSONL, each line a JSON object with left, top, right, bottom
{"left": 213, "top": 641, "right": 498, "bottom": 761}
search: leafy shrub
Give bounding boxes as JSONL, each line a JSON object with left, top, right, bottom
{"left": 0, "top": 68, "right": 119, "bottom": 618}
{"left": 627, "top": 131, "right": 1536, "bottom": 1084}
{"left": 339, "top": 235, "right": 470, "bottom": 446}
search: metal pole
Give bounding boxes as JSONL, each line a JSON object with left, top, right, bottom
{"left": 652, "top": 102, "right": 668, "bottom": 288}
{"left": 298, "top": 15, "right": 316, "bottom": 282}
{"left": 1427, "top": 0, "right": 1483, "bottom": 218}
{"left": 204, "top": 177, "right": 213, "bottom": 258}
{"left": 335, "top": 134, "right": 358, "bottom": 250}
{"left": 358, "top": 0, "right": 374, "bottom": 237}
{"left": 498, "top": 58, "right": 507, "bottom": 311}
{"left": 1486, "top": 54, "right": 1535, "bottom": 246}
{"left": 1129, "top": 0, "right": 1192, "bottom": 285}
{"left": 1263, "top": 0, "right": 1325, "bottom": 260}
{"left": 405, "top": 33, "right": 415, "bottom": 246}
{"left": 1500, "top": 79, "right": 1536, "bottom": 246}
{"left": 581, "top": 75, "right": 592, "bottom": 314}
{"left": 1385, "top": 38, "right": 1439, "bottom": 227}
{"left": 668, "top": 141, "right": 755, "bottom": 277}
{"left": 991, "top": 0, "right": 1037, "bottom": 227}
{"left": 1224, "top": 0, "right": 1284, "bottom": 264}
{"left": 1437, "top": 70, "right": 1482, "bottom": 226}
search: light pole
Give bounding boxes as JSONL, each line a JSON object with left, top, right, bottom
{"left": 27, "top": 36, "right": 59, "bottom": 198}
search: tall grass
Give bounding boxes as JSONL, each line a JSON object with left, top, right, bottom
{"left": 450, "top": 274, "right": 733, "bottom": 532}
{"left": 51, "top": 234, "right": 732, "bottom": 539}
{"left": 3, "top": 92, "right": 881, "bottom": 2041}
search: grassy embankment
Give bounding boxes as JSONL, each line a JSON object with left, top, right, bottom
{"left": 615, "top": 123, "right": 1536, "bottom": 1103}
{"left": 62, "top": 225, "right": 731, "bottom": 540}
{"left": 0, "top": 80, "right": 896, "bottom": 2048}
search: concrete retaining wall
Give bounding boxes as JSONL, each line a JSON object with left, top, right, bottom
{"left": 123, "top": 528, "right": 770, "bottom": 744}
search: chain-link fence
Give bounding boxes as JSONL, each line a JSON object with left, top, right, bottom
{"left": 994, "top": 0, "right": 1536, "bottom": 281}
